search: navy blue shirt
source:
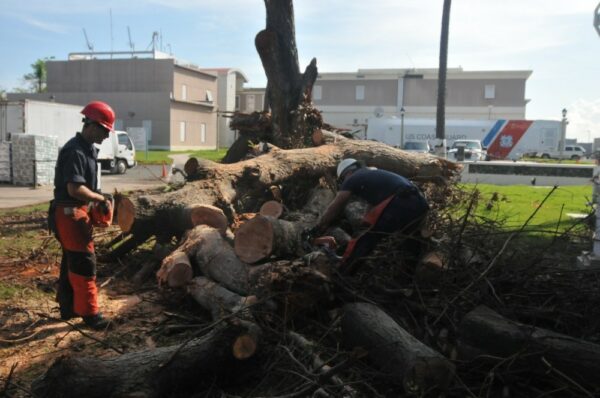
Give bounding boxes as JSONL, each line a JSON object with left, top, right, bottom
{"left": 53, "top": 133, "right": 98, "bottom": 204}
{"left": 340, "top": 168, "right": 416, "bottom": 205}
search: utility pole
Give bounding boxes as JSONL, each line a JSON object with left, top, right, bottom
{"left": 594, "top": 2, "right": 600, "bottom": 37}
{"left": 435, "top": 0, "right": 452, "bottom": 158}
{"left": 559, "top": 108, "right": 567, "bottom": 160}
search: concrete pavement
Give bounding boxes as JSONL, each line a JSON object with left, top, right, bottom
{"left": 0, "top": 164, "right": 168, "bottom": 209}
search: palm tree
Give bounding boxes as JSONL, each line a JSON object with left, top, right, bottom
{"left": 435, "top": 0, "right": 452, "bottom": 155}
{"left": 23, "top": 58, "right": 53, "bottom": 93}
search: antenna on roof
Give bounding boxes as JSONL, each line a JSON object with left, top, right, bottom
{"left": 127, "top": 26, "right": 135, "bottom": 55}
{"left": 109, "top": 8, "right": 113, "bottom": 58}
{"left": 82, "top": 28, "right": 94, "bottom": 51}
{"left": 149, "top": 31, "right": 159, "bottom": 52}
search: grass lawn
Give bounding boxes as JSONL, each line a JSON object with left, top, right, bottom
{"left": 521, "top": 157, "right": 594, "bottom": 165}
{"left": 460, "top": 183, "right": 593, "bottom": 232}
{"left": 136, "top": 148, "right": 228, "bottom": 164}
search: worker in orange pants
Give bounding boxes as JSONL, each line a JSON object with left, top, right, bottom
{"left": 49, "top": 101, "right": 115, "bottom": 330}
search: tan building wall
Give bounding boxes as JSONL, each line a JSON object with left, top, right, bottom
{"left": 9, "top": 58, "right": 221, "bottom": 150}
{"left": 310, "top": 68, "right": 532, "bottom": 134}
{"left": 46, "top": 58, "right": 174, "bottom": 93}
{"left": 170, "top": 102, "right": 217, "bottom": 150}
{"left": 173, "top": 67, "right": 218, "bottom": 103}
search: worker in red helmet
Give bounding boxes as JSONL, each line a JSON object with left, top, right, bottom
{"left": 48, "top": 100, "right": 115, "bottom": 330}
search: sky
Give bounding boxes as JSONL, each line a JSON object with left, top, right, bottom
{"left": 0, "top": 0, "right": 598, "bottom": 142}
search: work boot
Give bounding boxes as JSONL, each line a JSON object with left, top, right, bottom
{"left": 59, "top": 307, "right": 76, "bottom": 320}
{"left": 82, "top": 313, "right": 113, "bottom": 330}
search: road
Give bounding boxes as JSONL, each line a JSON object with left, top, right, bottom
{"left": 0, "top": 164, "right": 172, "bottom": 209}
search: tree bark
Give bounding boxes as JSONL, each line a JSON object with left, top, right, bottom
{"left": 31, "top": 323, "right": 258, "bottom": 398}
{"left": 255, "top": 0, "right": 320, "bottom": 148}
{"left": 341, "top": 302, "right": 455, "bottom": 394}
{"left": 187, "top": 276, "right": 257, "bottom": 321}
{"left": 459, "top": 305, "right": 600, "bottom": 384}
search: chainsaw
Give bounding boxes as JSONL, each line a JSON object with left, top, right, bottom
{"left": 89, "top": 193, "right": 114, "bottom": 228}
{"left": 301, "top": 228, "right": 341, "bottom": 262}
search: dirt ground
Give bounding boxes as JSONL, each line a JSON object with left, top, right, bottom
{"left": 0, "top": 210, "right": 208, "bottom": 397}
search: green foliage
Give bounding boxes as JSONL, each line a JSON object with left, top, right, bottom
{"left": 136, "top": 148, "right": 228, "bottom": 164}
{"left": 460, "top": 183, "right": 593, "bottom": 232}
{"left": 22, "top": 57, "right": 54, "bottom": 93}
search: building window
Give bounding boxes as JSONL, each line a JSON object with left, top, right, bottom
{"left": 355, "top": 85, "right": 365, "bottom": 101}
{"left": 313, "top": 85, "right": 322, "bottom": 100}
{"left": 206, "top": 90, "right": 213, "bottom": 102}
{"left": 200, "top": 123, "right": 206, "bottom": 143}
{"left": 235, "top": 95, "right": 240, "bottom": 110}
{"left": 179, "top": 121, "right": 186, "bottom": 142}
{"left": 182, "top": 84, "right": 187, "bottom": 101}
{"left": 484, "top": 84, "right": 495, "bottom": 99}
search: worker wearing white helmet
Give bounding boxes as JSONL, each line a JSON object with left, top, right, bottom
{"left": 313, "top": 158, "right": 429, "bottom": 273}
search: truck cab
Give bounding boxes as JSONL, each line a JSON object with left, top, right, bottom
{"left": 95, "top": 130, "right": 136, "bottom": 174}
{"left": 448, "top": 140, "right": 487, "bottom": 162}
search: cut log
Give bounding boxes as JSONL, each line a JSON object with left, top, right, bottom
{"left": 459, "top": 305, "right": 600, "bottom": 384}
{"left": 414, "top": 251, "right": 448, "bottom": 287}
{"left": 341, "top": 302, "right": 455, "bottom": 394}
{"left": 183, "top": 157, "right": 220, "bottom": 180}
{"left": 187, "top": 277, "right": 261, "bottom": 361}
{"left": 187, "top": 276, "right": 257, "bottom": 321}
{"left": 184, "top": 204, "right": 228, "bottom": 236}
{"left": 312, "top": 128, "right": 324, "bottom": 146}
{"left": 115, "top": 194, "right": 135, "bottom": 233}
{"left": 259, "top": 200, "right": 284, "bottom": 218}
{"left": 190, "top": 226, "right": 250, "bottom": 295}
{"left": 157, "top": 251, "right": 193, "bottom": 288}
{"left": 31, "top": 323, "right": 257, "bottom": 398}
{"left": 234, "top": 215, "right": 308, "bottom": 264}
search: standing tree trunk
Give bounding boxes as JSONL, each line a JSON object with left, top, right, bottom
{"left": 435, "top": 0, "right": 452, "bottom": 156}
{"left": 255, "top": 0, "right": 319, "bottom": 148}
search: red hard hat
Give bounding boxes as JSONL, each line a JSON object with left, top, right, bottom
{"left": 81, "top": 101, "right": 115, "bottom": 131}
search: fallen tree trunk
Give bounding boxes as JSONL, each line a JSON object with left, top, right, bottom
{"left": 31, "top": 323, "right": 258, "bottom": 398}
{"left": 111, "top": 136, "right": 458, "bottom": 256}
{"left": 459, "top": 305, "right": 600, "bottom": 384}
{"left": 341, "top": 302, "right": 455, "bottom": 394}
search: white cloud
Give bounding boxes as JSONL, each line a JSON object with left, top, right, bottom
{"left": 15, "top": 15, "right": 68, "bottom": 34}
{"left": 564, "top": 99, "right": 600, "bottom": 143}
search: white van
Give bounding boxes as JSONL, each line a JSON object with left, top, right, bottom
{"left": 95, "top": 130, "right": 137, "bottom": 174}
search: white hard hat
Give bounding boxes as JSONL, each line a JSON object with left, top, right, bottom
{"left": 337, "top": 158, "right": 359, "bottom": 179}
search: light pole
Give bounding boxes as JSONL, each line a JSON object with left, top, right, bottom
{"left": 400, "top": 107, "right": 405, "bottom": 148}
{"left": 560, "top": 108, "right": 568, "bottom": 160}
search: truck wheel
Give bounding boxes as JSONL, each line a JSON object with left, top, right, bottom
{"left": 571, "top": 155, "right": 580, "bottom": 161}
{"left": 541, "top": 154, "right": 550, "bottom": 159}
{"left": 113, "top": 159, "right": 127, "bottom": 175}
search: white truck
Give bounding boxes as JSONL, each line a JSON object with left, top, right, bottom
{"left": 95, "top": 131, "right": 136, "bottom": 174}
{"left": 366, "top": 117, "right": 563, "bottom": 160}
{"left": 0, "top": 99, "right": 136, "bottom": 174}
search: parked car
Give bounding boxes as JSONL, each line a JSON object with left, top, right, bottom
{"left": 535, "top": 145, "right": 587, "bottom": 160}
{"left": 402, "top": 141, "right": 431, "bottom": 153}
{"left": 447, "top": 140, "right": 487, "bottom": 162}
